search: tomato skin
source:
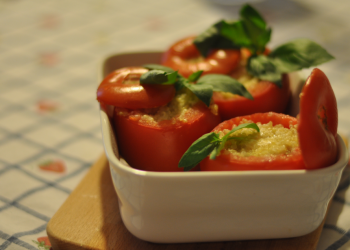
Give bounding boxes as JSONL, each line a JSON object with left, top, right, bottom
{"left": 298, "top": 68, "right": 338, "bottom": 169}
{"left": 161, "top": 36, "right": 241, "bottom": 78}
{"left": 213, "top": 74, "right": 291, "bottom": 120}
{"left": 200, "top": 112, "right": 306, "bottom": 171}
{"left": 114, "top": 102, "right": 221, "bottom": 172}
{"left": 97, "top": 67, "right": 176, "bottom": 109}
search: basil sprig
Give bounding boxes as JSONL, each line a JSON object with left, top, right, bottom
{"left": 178, "top": 122, "right": 260, "bottom": 171}
{"left": 247, "top": 38, "right": 335, "bottom": 84}
{"left": 141, "top": 64, "right": 253, "bottom": 107}
{"left": 194, "top": 4, "right": 270, "bottom": 57}
{"left": 192, "top": 4, "right": 334, "bottom": 86}
{"left": 221, "top": 4, "right": 271, "bottom": 55}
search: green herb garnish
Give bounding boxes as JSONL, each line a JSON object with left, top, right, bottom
{"left": 194, "top": 4, "right": 271, "bottom": 57}
{"left": 247, "top": 38, "right": 335, "bottom": 84}
{"left": 221, "top": 4, "right": 271, "bottom": 55}
{"left": 178, "top": 122, "right": 260, "bottom": 171}
{"left": 192, "top": 4, "right": 334, "bottom": 85}
{"left": 193, "top": 20, "right": 240, "bottom": 57}
{"left": 139, "top": 69, "right": 178, "bottom": 85}
{"left": 141, "top": 64, "right": 253, "bottom": 107}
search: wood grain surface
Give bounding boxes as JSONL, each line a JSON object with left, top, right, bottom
{"left": 46, "top": 154, "right": 328, "bottom": 250}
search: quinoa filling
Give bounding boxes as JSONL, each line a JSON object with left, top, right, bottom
{"left": 115, "top": 88, "right": 218, "bottom": 126}
{"left": 220, "top": 119, "right": 299, "bottom": 158}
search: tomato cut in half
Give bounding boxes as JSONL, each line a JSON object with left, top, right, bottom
{"left": 114, "top": 102, "right": 221, "bottom": 172}
{"left": 97, "top": 67, "right": 176, "bottom": 109}
{"left": 200, "top": 112, "right": 306, "bottom": 171}
{"left": 213, "top": 74, "right": 291, "bottom": 120}
{"left": 298, "top": 68, "right": 338, "bottom": 169}
{"left": 161, "top": 36, "right": 241, "bottom": 78}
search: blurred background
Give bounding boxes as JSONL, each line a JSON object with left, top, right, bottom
{"left": 0, "top": 0, "right": 349, "bottom": 249}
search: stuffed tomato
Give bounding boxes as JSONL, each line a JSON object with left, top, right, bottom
{"left": 200, "top": 112, "right": 305, "bottom": 171}
{"left": 162, "top": 36, "right": 290, "bottom": 120}
{"left": 179, "top": 68, "right": 338, "bottom": 171}
{"left": 97, "top": 66, "right": 221, "bottom": 172}
{"left": 161, "top": 36, "right": 241, "bottom": 78}
{"left": 114, "top": 88, "right": 221, "bottom": 172}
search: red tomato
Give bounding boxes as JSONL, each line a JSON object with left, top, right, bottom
{"left": 161, "top": 36, "right": 241, "bottom": 78}
{"left": 213, "top": 73, "right": 291, "bottom": 120}
{"left": 97, "top": 67, "right": 176, "bottom": 109}
{"left": 114, "top": 102, "right": 221, "bottom": 172}
{"left": 298, "top": 68, "right": 338, "bottom": 169}
{"left": 200, "top": 112, "right": 306, "bottom": 171}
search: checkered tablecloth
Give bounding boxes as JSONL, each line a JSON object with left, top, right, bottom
{"left": 0, "top": 0, "right": 350, "bottom": 249}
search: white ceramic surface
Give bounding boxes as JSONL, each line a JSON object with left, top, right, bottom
{"left": 99, "top": 52, "right": 349, "bottom": 243}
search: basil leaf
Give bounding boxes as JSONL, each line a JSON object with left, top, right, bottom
{"left": 193, "top": 21, "right": 221, "bottom": 57}
{"left": 209, "top": 146, "right": 219, "bottom": 160}
{"left": 143, "top": 64, "right": 175, "bottom": 73}
{"left": 221, "top": 20, "right": 252, "bottom": 49}
{"left": 221, "top": 122, "right": 260, "bottom": 144}
{"left": 239, "top": 4, "right": 271, "bottom": 54}
{"left": 212, "top": 36, "right": 240, "bottom": 50}
{"left": 140, "top": 70, "right": 178, "bottom": 85}
{"left": 183, "top": 71, "right": 253, "bottom": 106}
{"left": 247, "top": 38, "right": 334, "bottom": 84}
{"left": 184, "top": 82, "right": 213, "bottom": 107}
{"left": 247, "top": 55, "right": 283, "bottom": 86}
{"left": 240, "top": 4, "right": 266, "bottom": 31}
{"left": 197, "top": 74, "right": 253, "bottom": 100}
{"left": 139, "top": 70, "right": 167, "bottom": 84}
{"left": 174, "top": 77, "right": 186, "bottom": 91}
{"left": 193, "top": 5, "right": 271, "bottom": 56}
{"left": 188, "top": 70, "right": 203, "bottom": 82}
{"left": 166, "top": 71, "right": 179, "bottom": 85}
{"left": 219, "top": 5, "right": 271, "bottom": 54}
{"left": 269, "top": 38, "right": 335, "bottom": 71}
{"left": 193, "top": 20, "right": 240, "bottom": 57}
{"left": 178, "top": 132, "right": 220, "bottom": 171}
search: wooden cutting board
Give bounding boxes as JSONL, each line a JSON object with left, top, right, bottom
{"left": 46, "top": 154, "right": 328, "bottom": 250}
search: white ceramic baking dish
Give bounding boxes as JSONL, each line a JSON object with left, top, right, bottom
{"left": 99, "top": 52, "right": 349, "bottom": 243}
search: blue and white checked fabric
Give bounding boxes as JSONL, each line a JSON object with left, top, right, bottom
{"left": 0, "top": 0, "right": 349, "bottom": 249}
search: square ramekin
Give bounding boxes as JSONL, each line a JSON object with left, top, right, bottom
{"left": 99, "top": 52, "right": 349, "bottom": 243}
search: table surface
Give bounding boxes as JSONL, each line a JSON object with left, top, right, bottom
{"left": 0, "top": 0, "right": 350, "bottom": 250}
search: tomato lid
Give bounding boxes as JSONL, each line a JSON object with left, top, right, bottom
{"left": 297, "top": 68, "right": 338, "bottom": 169}
{"left": 97, "top": 67, "right": 176, "bottom": 109}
